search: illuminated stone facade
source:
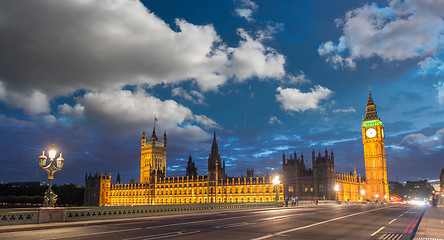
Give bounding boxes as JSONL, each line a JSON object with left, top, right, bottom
{"left": 282, "top": 91, "right": 389, "bottom": 202}
{"left": 362, "top": 90, "right": 389, "bottom": 201}
{"left": 85, "top": 92, "right": 389, "bottom": 205}
{"left": 85, "top": 132, "right": 283, "bottom": 206}
{"left": 282, "top": 150, "right": 365, "bottom": 201}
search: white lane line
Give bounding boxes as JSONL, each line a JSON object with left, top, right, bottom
{"left": 143, "top": 212, "right": 301, "bottom": 230}
{"left": 370, "top": 226, "right": 385, "bottom": 237}
{"left": 251, "top": 206, "right": 392, "bottom": 240}
{"left": 49, "top": 227, "right": 143, "bottom": 240}
{"left": 123, "top": 230, "right": 201, "bottom": 240}
{"left": 388, "top": 218, "right": 397, "bottom": 224}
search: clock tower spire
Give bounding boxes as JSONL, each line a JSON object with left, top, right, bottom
{"left": 362, "top": 90, "right": 389, "bottom": 202}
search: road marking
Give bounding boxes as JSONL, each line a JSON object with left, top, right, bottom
{"left": 49, "top": 227, "right": 143, "bottom": 240}
{"left": 123, "top": 230, "right": 201, "bottom": 240}
{"left": 379, "top": 233, "right": 403, "bottom": 240}
{"left": 370, "top": 226, "right": 385, "bottom": 236}
{"left": 251, "top": 206, "right": 392, "bottom": 240}
{"left": 404, "top": 213, "right": 421, "bottom": 234}
{"left": 388, "top": 218, "right": 397, "bottom": 224}
{"left": 46, "top": 208, "right": 304, "bottom": 239}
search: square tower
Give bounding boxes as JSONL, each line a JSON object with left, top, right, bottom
{"left": 362, "top": 90, "right": 389, "bottom": 202}
{"left": 140, "top": 128, "right": 167, "bottom": 183}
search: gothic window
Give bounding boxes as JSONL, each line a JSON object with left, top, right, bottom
{"left": 288, "top": 186, "right": 294, "bottom": 192}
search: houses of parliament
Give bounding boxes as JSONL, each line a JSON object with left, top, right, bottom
{"left": 85, "top": 91, "right": 389, "bottom": 206}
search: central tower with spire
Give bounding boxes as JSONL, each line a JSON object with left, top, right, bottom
{"left": 207, "top": 132, "right": 226, "bottom": 181}
{"left": 362, "top": 90, "right": 389, "bottom": 202}
{"left": 140, "top": 126, "right": 167, "bottom": 184}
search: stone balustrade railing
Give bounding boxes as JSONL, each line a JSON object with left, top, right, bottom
{"left": 0, "top": 208, "right": 38, "bottom": 225}
{"left": 0, "top": 200, "right": 336, "bottom": 225}
{"left": 66, "top": 202, "right": 277, "bottom": 222}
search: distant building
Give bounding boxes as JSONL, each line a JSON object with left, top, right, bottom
{"left": 85, "top": 132, "right": 283, "bottom": 206}
{"left": 440, "top": 168, "right": 444, "bottom": 192}
{"left": 7, "top": 182, "right": 41, "bottom": 187}
{"left": 282, "top": 90, "right": 389, "bottom": 202}
{"left": 404, "top": 180, "right": 434, "bottom": 200}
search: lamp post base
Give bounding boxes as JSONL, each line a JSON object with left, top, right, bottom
{"left": 38, "top": 207, "right": 67, "bottom": 223}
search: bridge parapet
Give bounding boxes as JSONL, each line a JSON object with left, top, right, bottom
{"left": 65, "top": 202, "right": 276, "bottom": 222}
{"left": 0, "top": 200, "right": 336, "bottom": 225}
{"left": 0, "top": 209, "right": 38, "bottom": 225}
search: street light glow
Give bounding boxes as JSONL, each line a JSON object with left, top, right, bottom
{"left": 39, "top": 145, "right": 64, "bottom": 207}
{"left": 273, "top": 176, "right": 280, "bottom": 186}
{"left": 361, "top": 189, "right": 365, "bottom": 195}
{"left": 334, "top": 184, "right": 339, "bottom": 191}
{"left": 48, "top": 148, "right": 56, "bottom": 159}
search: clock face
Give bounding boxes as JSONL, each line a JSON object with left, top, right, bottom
{"left": 366, "top": 128, "right": 377, "bottom": 138}
{"left": 382, "top": 129, "right": 384, "bottom": 138}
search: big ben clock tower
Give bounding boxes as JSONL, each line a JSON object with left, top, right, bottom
{"left": 362, "top": 90, "right": 389, "bottom": 202}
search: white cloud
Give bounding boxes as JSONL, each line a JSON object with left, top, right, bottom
{"left": 228, "top": 29, "right": 285, "bottom": 81}
{"left": 268, "top": 116, "right": 281, "bottom": 125}
{"left": 80, "top": 89, "right": 192, "bottom": 128}
{"left": 238, "top": 0, "right": 258, "bottom": 9}
{"left": 434, "top": 81, "right": 444, "bottom": 104}
{"left": 418, "top": 57, "right": 444, "bottom": 76}
{"left": 236, "top": 9, "right": 254, "bottom": 22}
{"left": 43, "top": 114, "right": 57, "bottom": 124}
{"left": 333, "top": 107, "right": 356, "bottom": 113}
{"left": 401, "top": 128, "right": 444, "bottom": 153}
{"left": 276, "top": 86, "right": 333, "bottom": 112}
{"left": 319, "top": 0, "right": 444, "bottom": 69}
{"left": 58, "top": 103, "right": 85, "bottom": 118}
{"left": 0, "top": 81, "right": 50, "bottom": 115}
{"left": 0, "top": 0, "right": 286, "bottom": 113}
{"left": 235, "top": 0, "right": 258, "bottom": 21}
{"left": 287, "top": 70, "right": 310, "bottom": 85}
{"left": 172, "top": 87, "right": 206, "bottom": 105}
{"left": 194, "top": 115, "right": 220, "bottom": 129}
{"left": 71, "top": 88, "right": 213, "bottom": 140}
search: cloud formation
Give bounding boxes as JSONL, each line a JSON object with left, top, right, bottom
{"left": 419, "top": 57, "right": 444, "bottom": 76}
{"left": 401, "top": 128, "right": 444, "bottom": 154}
{"left": 0, "top": 0, "right": 286, "bottom": 114}
{"left": 276, "top": 86, "right": 333, "bottom": 112}
{"left": 268, "top": 116, "right": 281, "bottom": 125}
{"left": 319, "top": 0, "right": 444, "bottom": 69}
{"left": 287, "top": 71, "right": 310, "bottom": 85}
{"left": 0, "top": 81, "right": 50, "bottom": 115}
{"left": 235, "top": 0, "right": 258, "bottom": 21}
{"left": 434, "top": 81, "right": 444, "bottom": 104}
{"left": 172, "top": 87, "right": 206, "bottom": 105}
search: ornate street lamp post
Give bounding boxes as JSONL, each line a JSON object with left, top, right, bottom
{"left": 361, "top": 189, "right": 366, "bottom": 202}
{"left": 273, "top": 176, "right": 280, "bottom": 203}
{"left": 38, "top": 145, "right": 64, "bottom": 207}
{"left": 335, "top": 184, "right": 339, "bottom": 204}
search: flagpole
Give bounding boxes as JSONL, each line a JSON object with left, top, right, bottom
{"left": 154, "top": 114, "right": 157, "bottom": 130}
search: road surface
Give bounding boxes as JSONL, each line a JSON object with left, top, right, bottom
{"left": 0, "top": 204, "right": 425, "bottom": 240}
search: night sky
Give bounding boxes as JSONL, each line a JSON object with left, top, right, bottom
{"left": 0, "top": 0, "right": 443, "bottom": 186}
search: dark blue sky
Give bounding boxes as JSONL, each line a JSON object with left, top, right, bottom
{"left": 0, "top": 0, "right": 443, "bottom": 186}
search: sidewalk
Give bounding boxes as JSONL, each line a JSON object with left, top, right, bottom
{"left": 413, "top": 206, "right": 444, "bottom": 239}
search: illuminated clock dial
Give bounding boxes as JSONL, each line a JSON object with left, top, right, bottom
{"left": 382, "top": 129, "right": 384, "bottom": 138}
{"left": 366, "top": 128, "right": 376, "bottom": 138}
